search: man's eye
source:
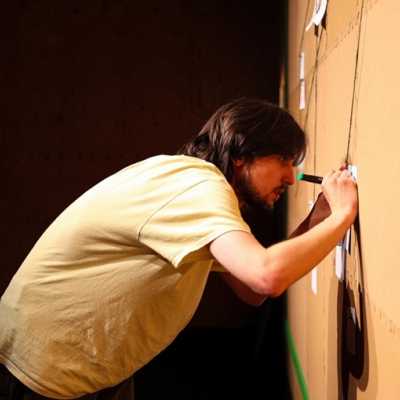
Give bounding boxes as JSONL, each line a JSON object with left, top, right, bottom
{"left": 279, "top": 156, "right": 294, "bottom": 167}
{"left": 279, "top": 156, "right": 288, "bottom": 164}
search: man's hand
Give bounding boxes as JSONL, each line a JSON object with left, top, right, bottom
{"left": 321, "top": 169, "right": 358, "bottom": 225}
{"left": 210, "top": 168, "right": 359, "bottom": 300}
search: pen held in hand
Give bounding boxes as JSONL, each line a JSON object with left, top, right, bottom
{"left": 296, "top": 172, "right": 323, "bottom": 184}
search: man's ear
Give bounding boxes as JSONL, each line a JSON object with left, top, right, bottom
{"left": 233, "top": 158, "right": 245, "bottom": 168}
{"left": 232, "top": 159, "right": 245, "bottom": 177}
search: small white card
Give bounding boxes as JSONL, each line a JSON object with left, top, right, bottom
{"left": 306, "top": 0, "right": 328, "bottom": 31}
{"left": 335, "top": 243, "right": 346, "bottom": 281}
{"left": 299, "top": 52, "right": 305, "bottom": 80}
{"left": 348, "top": 164, "right": 358, "bottom": 181}
{"left": 299, "top": 80, "right": 306, "bottom": 110}
{"left": 343, "top": 164, "right": 358, "bottom": 254}
{"left": 311, "top": 267, "right": 318, "bottom": 294}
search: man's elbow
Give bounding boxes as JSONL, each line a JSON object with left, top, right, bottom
{"left": 255, "top": 267, "right": 287, "bottom": 298}
{"left": 243, "top": 293, "right": 268, "bottom": 307}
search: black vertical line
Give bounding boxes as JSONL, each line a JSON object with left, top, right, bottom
{"left": 299, "top": 0, "right": 313, "bottom": 53}
{"left": 313, "top": 48, "right": 318, "bottom": 199}
{"left": 301, "top": 28, "right": 322, "bottom": 200}
{"left": 346, "top": 0, "right": 365, "bottom": 163}
{"left": 303, "top": 28, "right": 323, "bottom": 135}
{"left": 313, "top": 29, "right": 322, "bottom": 199}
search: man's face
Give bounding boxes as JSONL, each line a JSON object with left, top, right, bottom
{"left": 232, "top": 155, "right": 296, "bottom": 212}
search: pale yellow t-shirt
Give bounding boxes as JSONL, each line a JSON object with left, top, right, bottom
{"left": 0, "top": 155, "right": 250, "bottom": 399}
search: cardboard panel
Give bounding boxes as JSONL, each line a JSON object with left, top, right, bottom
{"left": 287, "top": 0, "right": 400, "bottom": 398}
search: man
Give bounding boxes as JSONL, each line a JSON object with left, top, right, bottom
{"left": 0, "top": 98, "right": 358, "bottom": 399}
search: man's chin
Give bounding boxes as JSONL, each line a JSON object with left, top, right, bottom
{"left": 240, "top": 199, "right": 274, "bottom": 215}
{"left": 234, "top": 176, "right": 275, "bottom": 214}
{"left": 266, "top": 200, "right": 275, "bottom": 209}
{"left": 263, "top": 195, "right": 276, "bottom": 209}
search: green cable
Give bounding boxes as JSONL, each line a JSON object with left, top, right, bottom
{"left": 285, "top": 319, "right": 310, "bottom": 400}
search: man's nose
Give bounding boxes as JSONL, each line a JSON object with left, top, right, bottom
{"left": 285, "top": 165, "right": 296, "bottom": 185}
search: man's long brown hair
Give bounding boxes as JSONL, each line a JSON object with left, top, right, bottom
{"left": 178, "top": 98, "right": 306, "bottom": 182}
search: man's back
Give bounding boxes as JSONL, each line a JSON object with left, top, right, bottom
{"left": 0, "top": 155, "right": 250, "bottom": 399}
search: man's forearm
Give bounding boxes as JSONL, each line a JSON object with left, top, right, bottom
{"left": 263, "top": 212, "right": 351, "bottom": 296}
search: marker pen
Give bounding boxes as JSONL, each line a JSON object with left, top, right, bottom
{"left": 296, "top": 172, "right": 323, "bottom": 184}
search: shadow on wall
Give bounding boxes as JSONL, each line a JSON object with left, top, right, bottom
{"left": 336, "top": 217, "right": 377, "bottom": 400}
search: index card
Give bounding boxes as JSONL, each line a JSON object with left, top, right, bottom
{"left": 311, "top": 267, "right": 318, "bottom": 294}
{"left": 348, "top": 164, "right": 358, "bottom": 181}
{"left": 335, "top": 242, "right": 346, "bottom": 281}
{"left": 306, "top": 0, "right": 328, "bottom": 31}
{"left": 299, "top": 52, "right": 305, "bottom": 80}
{"left": 299, "top": 80, "right": 306, "bottom": 110}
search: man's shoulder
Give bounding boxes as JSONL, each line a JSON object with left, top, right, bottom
{"left": 146, "top": 154, "right": 219, "bottom": 170}
{"left": 137, "top": 155, "right": 225, "bottom": 181}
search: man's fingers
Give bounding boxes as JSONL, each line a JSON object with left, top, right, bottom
{"left": 339, "top": 170, "right": 352, "bottom": 178}
{"left": 338, "top": 170, "right": 357, "bottom": 185}
{"left": 322, "top": 170, "right": 337, "bottom": 186}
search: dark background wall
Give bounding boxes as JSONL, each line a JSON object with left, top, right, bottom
{"left": 2, "top": 1, "right": 290, "bottom": 398}
{"left": 3, "top": 1, "right": 283, "bottom": 292}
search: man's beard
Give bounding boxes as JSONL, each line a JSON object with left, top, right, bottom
{"left": 234, "top": 171, "right": 274, "bottom": 215}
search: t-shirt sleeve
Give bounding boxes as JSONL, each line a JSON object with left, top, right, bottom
{"left": 138, "top": 179, "right": 251, "bottom": 267}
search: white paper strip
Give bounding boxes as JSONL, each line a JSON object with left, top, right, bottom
{"left": 311, "top": 267, "right": 318, "bottom": 294}
{"left": 306, "top": 0, "right": 328, "bottom": 31}
{"left": 343, "top": 164, "right": 357, "bottom": 253}
{"left": 299, "top": 52, "right": 305, "bottom": 80}
{"left": 335, "top": 243, "right": 346, "bottom": 281}
{"left": 299, "top": 80, "right": 306, "bottom": 110}
{"left": 348, "top": 164, "right": 358, "bottom": 181}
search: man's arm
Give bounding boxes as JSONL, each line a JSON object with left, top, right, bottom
{"left": 220, "top": 271, "right": 268, "bottom": 306}
{"left": 210, "top": 170, "right": 358, "bottom": 299}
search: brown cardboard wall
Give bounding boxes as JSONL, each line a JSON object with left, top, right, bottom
{"left": 287, "top": 0, "right": 400, "bottom": 398}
